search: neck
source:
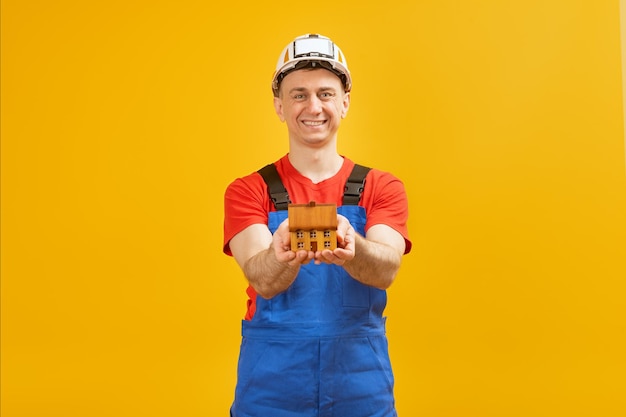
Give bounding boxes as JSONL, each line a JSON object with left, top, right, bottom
{"left": 288, "top": 148, "right": 344, "bottom": 184}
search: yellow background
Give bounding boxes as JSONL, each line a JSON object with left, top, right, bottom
{"left": 2, "top": 1, "right": 625, "bottom": 416}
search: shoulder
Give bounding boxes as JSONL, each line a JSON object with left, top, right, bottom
{"left": 225, "top": 171, "right": 266, "bottom": 197}
{"left": 367, "top": 167, "right": 401, "bottom": 182}
{"left": 359, "top": 165, "right": 408, "bottom": 211}
{"left": 225, "top": 158, "right": 286, "bottom": 196}
{"left": 358, "top": 166, "right": 411, "bottom": 253}
{"left": 344, "top": 158, "right": 401, "bottom": 183}
{"left": 223, "top": 165, "right": 274, "bottom": 256}
{"left": 360, "top": 166, "right": 406, "bottom": 194}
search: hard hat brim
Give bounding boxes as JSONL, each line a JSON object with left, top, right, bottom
{"left": 272, "top": 57, "right": 352, "bottom": 96}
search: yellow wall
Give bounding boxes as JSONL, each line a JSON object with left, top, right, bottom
{"left": 2, "top": 1, "right": 625, "bottom": 416}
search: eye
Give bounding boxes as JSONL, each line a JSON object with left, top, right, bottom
{"left": 319, "top": 92, "right": 335, "bottom": 100}
{"left": 292, "top": 93, "right": 306, "bottom": 101}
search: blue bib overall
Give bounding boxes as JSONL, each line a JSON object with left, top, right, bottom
{"left": 230, "top": 204, "right": 397, "bottom": 417}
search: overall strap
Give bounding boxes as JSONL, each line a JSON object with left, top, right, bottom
{"left": 343, "top": 164, "right": 371, "bottom": 206}
{"left": 258, "top": 164, "right": 290, "bottom": 211}
{"left": 258, "top": 163, "right": 372, "bottom": 210}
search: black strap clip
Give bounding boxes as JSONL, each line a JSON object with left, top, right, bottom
{"left": 270, "top": 191, "right": 290, "bottom": 211}
{"left": 342, "top": 164, "right": 371, "bottom": 206}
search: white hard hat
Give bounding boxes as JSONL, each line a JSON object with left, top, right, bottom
{"left": 271, "top": 33, "right": 352, "bottom": 97}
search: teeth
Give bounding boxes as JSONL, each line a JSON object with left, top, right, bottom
{"left": 303, "top": 121, "right": 324, "bottom": 126}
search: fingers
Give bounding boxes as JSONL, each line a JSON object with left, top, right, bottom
{"left": 276, "top": 245, "right": 315, "bottom": 265}
{"left": 273, "top": 215, "right": 357, "bottom": 267}
{"left": 313, "top": 246, "right": 354, "bottom": 266}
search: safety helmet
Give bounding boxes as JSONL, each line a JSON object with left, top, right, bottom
{"left": 271, "top": 33, "right": 352, "bottom": 97}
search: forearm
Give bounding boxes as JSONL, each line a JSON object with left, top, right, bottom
{"left": 343, "top": 233, "right": 402, "bottom": 290}
{"left": 243, "top": 245, "right": 301, "bottom": 299}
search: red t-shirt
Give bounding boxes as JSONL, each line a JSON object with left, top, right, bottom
{"left": 223, "top": 155, "right": 412, "bottom": 318}
{"left": 223, "top": 154, "right": 411, "bottom": 254}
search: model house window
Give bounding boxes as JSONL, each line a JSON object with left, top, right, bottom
{"left": 310, "top": 230, "right": 317, "bottom": 238}
{"left": 324, "top": 241, "right": 332, "bottom": 248}
{"left": 297, "top": 242, "right": 305, "bottom": 249}
{"left": 324, "top": 230, "right": 331, "bottom": 237}
{"left": 296, "top": 231, "right": 304, "bottom": 239}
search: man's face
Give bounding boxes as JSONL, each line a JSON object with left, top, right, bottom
{"left": 273, "top": 68, "right": 350, "bottom": 147}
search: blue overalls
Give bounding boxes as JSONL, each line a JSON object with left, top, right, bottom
{"left": 230, "top": 203, "right": 397, "bottom": 417}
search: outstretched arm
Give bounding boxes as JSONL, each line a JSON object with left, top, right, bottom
{"left": 229, "top": 220, "right": 314, "bottom": 299}
{"left": 316, "top": 216, "right": 405, "bottom": 289}
{"left": 344, "top": 225, "right": 405, "bottom": 289}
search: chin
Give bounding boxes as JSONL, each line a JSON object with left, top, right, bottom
{"left": 302, "top": 137, "right": 330, "bottom": 146}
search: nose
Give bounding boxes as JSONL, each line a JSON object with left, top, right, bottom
{"left": 306, "top": 95, "right": 323, "bottom": 113}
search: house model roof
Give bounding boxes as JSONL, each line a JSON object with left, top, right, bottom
{"left": 288, "top": 201, "right": 338, "bottom": 231}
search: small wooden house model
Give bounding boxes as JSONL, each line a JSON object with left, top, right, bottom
{"left": 288, "top": 201, "right": 338, "bottom": 252}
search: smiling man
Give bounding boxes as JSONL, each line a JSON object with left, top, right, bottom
{"left": 223, "top": 33, "right": 412, "bottom": 417}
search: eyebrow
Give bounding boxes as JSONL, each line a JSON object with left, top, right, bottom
{"left": 288, "top": 86, "right": 337, "bottom": 95}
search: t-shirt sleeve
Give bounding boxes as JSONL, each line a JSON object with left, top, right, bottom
{"left": 223, "top": 172, "right": 271, "bottom": 256}
{"left": 362, "top": 170, "right": 412, "bottom": 254}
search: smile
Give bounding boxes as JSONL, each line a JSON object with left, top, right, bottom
{"left": 302, "top": 120, "right": 326, "bottom": 126}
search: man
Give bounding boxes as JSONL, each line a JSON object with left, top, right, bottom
{"left": 223, "top": 33, "right": 411, "bottom": 417}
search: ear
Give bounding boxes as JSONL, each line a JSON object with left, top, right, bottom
{"left": 341, "top": 92, "right": 350, "bottom": 118}
{"left": 273, "top": 96, "right": 285, "bottom": 122}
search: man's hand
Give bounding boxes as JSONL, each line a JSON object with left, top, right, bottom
{"left": 272, "top": 218, "right": 315, "bottom": 265}
{"left": 314, "top": 214, "right": 356, "bottom": 265}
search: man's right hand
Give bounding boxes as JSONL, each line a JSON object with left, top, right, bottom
{"left": 272, "top": 218, "right": 315, "bottom": 266}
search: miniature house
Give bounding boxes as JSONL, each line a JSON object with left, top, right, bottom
{"left": 288, "top": 201, "right": 338, "bottom": 252}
